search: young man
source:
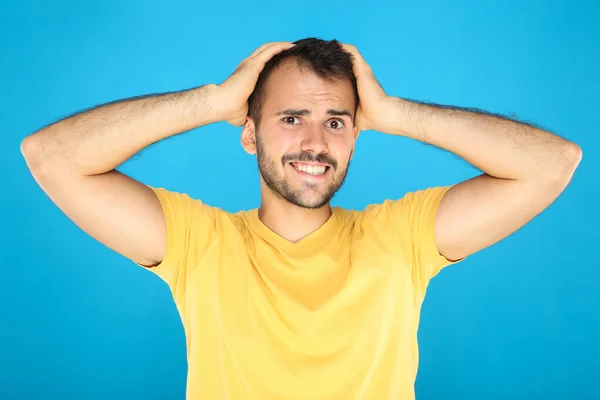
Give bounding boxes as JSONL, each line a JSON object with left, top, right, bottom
{"left": 21, "top": 38, "right": 582, "bottom": 399}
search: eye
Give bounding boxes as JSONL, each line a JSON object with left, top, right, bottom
{"left": 282, "top": 116, "right": 301, "bottom": 125}
{"left": 326, "top": 119, "right": 345, "bottom": 130}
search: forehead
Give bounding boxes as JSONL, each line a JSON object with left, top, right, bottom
{"left": 262, "top": 59, "right": 355, "bottom": 113}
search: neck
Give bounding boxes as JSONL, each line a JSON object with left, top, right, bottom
{"left": 258, "top": 193, "right": 332, "bottom": 243}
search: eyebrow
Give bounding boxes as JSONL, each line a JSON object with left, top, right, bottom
{"left": 275, "top": 108, "right": 353, "bottom": 119}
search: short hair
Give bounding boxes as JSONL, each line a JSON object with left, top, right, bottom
{"left": 247, "top": 37, "right": 359, "bottom": 129}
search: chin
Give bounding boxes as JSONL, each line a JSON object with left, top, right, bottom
{"left": 291, "top": 189, "right": 336, "bottom": 210}
{"left": 299, "top": 198, "right": 330, "bottom": 209}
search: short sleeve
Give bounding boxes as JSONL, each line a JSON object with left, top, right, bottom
{"left": 387, "top": 185, "right": 466, "bottom": 293}
{"left": 137, "top": 187, "right": 217, "bottom": 301}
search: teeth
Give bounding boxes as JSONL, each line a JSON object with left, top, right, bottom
{"left": 293, "top": 163, "right": 326, "bottom": 175}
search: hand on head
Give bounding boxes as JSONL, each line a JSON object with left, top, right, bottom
{"left": 215, "top": 42, "right": 296, "bottom": 127}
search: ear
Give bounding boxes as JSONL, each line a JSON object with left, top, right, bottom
{"left": 241, "top": 116, "right": 257, "bottom": 155}
{"left": 349, "top": 126, "right": 361, "bottom": 159}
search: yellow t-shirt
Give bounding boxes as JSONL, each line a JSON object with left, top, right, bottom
{"left": 142, "top": 185, "right": 463, "bottom": 400}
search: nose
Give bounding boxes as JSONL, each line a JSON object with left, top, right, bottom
{"left": 300, "top": 124, "right": 329, "bottom": 155}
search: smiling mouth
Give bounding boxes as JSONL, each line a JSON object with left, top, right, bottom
{"left": 289, "top": 162, "right": 330, "bottom": 176}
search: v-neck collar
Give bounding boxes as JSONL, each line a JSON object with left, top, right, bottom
{"left": 244, "top": 207, "right": 341, "bottom": 256}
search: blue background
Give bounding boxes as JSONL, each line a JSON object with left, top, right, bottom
{"left": 1, "top": 0, "right": 598, "bottom": 399}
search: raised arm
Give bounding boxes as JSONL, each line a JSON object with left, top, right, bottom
{"left": 21, "top": 85, "right": 222, "bottom": 266}
{"left": 342, "top": 43, "right": 582, "bottom": 262}
{"left": 21, "top": 42, "right": 296, "bottom": 266}
{"left": 388, "top": 99, "right": 582, "bottom": 261}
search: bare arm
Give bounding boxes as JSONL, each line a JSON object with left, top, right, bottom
{"left": 21, "top": 41, "right": 295, "bottom": 267}
{"left": 21, "top": 85, "right": 221, "bottom": 266}
{"left": 22, "top": 86, "right": 220, "bottom": 176}
{"left": 388, "top": 98, "right": 582, "bottom": 261}
{"left": 342, "top": 44, "right": 582, "bottom": 262}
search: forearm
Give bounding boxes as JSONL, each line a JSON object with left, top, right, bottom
{"left": 386, "top": 97, "right": 582, "bottom": 181}
{"left": 22, "top": 84, "right": 220, "bottom": 175}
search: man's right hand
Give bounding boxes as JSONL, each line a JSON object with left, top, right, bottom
{"left": 213, "top": 42, "right": 295, "bottom": 127}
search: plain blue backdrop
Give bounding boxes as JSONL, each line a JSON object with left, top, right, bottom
{"left": 1, "top": 0, "right": 598, "bottom": 399}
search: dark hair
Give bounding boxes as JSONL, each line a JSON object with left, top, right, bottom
{"left": 247, "top": 38, "right": 359, "bottom": 129}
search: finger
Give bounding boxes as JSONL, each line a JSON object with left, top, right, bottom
{"left": 238, "top": 42, "right": 282, "bottom": 67}
{"left": 341, "top": 43, "right": 372, "bottom": 77}
{"left": 236, "top": 42, "right": 294, "bottom": 74}
{"left": 341, "top": 43, "right": 363, "bottom": 61}
{"left": 246, "top": 42, "right": 293, "bottom": 61}
{"left": 248, "top": 42, "right": 273, "bottom": 58}
{"left": 227, "top": 42, "right": 295, "bottom": 86}
{"left": 250, "top": 42, "right": 296, "bottom": 65}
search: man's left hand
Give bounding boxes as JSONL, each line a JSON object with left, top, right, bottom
{"left": 342, "top": 44, "right": 397, "bottom": 133}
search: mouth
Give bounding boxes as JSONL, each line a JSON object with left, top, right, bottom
{"left": 289, "top": 162, "right": 331, "bottom": 179}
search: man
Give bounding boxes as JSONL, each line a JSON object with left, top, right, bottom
{"left": 21, "top": 38, "right": 581, "bottom": 399}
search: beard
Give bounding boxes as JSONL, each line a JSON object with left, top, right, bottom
{"left": 255, "top": 133, "right": 351, "bottom": 209}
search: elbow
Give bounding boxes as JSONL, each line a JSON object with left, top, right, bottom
{"left": 558, "top": 141, "right": 582, "bottom": 180}
{"left": 567, "top": 142, "right": 583, "bottom": 168}
{"left": 538, "top": 142, "right": 582, "bottom": 187}
{"left": 21, "top": 135, "right": 43, "bottom": 171}
{"left": 20, "top": 134, "right": 61, "bottom": 176}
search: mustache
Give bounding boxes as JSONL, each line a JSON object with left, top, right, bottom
{"left": 282, "top": 153, "right": 338, "bottom": 170}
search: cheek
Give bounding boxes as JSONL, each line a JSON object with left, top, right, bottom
{"left": 279, "top": 135, "right": 297, "bottom": 150}
{"left": 264, "top": 126, "right": 295, "bottom": 149}
{"left": 333, "top": 136, "right": 355, "bottom": 158}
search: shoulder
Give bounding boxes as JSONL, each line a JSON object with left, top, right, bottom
{"left": 340, "top": 185, "right": 454, "bottom": 228}
{"left": 149, "top": 186, "right": 238, "bottom": 229}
